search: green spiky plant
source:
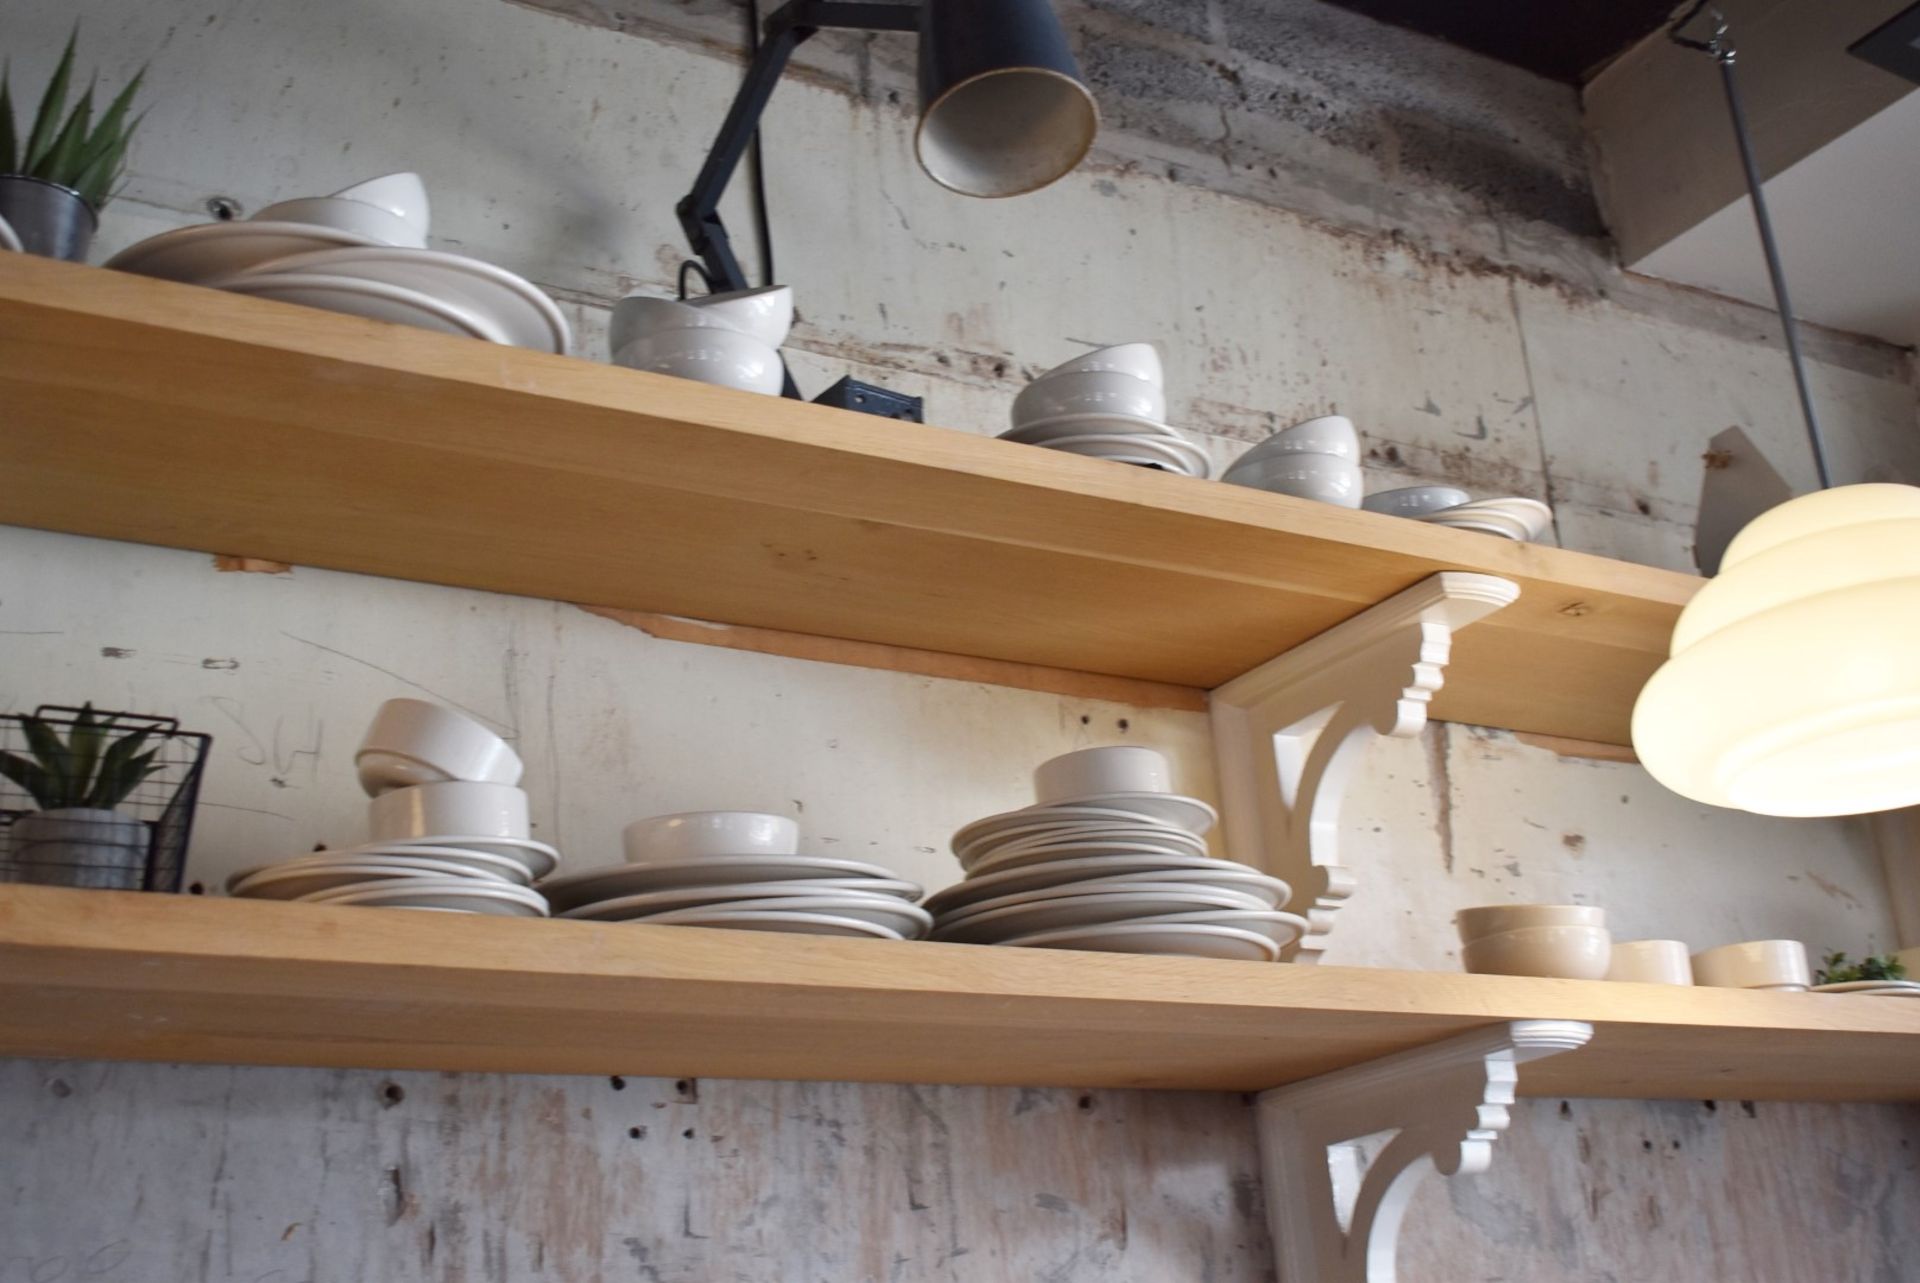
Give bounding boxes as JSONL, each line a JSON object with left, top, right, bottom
{"left": 1, "top": 30, "right": 145, "bottom": 209}
{"left": 1814, "top": 952, "right": 1909, "bottom": 986}
{"left": 0, "top": 705, "right": 166, "bottom": 812}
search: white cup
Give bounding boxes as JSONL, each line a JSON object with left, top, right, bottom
{"left": 368, "top": 780, "right": 531, "bottom": 842}
{"left": 1606, "top": 939, "right": 1694, "bottom": 985}
{"left": 684, "top": 284, "right": 794, "bottom": 347}
{"left": 250, "top": 197, "right": 426, "bottom": 248}
{"left": 1222, "top": 453, "right": 1362, "bottom": 507}
{"left": 622, "top": 811, "right": 799, "bottom": 864}
{"left": 1040, "top": 343, "right": 1164, "bottom": 386}
{"left": 1033, "top": 746, "right": 1173, "bottom": 803}
{"left": 1013, "top": 370, "right": 1166, "bottom": 427}
{"left": 1456, "top": 903, "right": 1605, "bottom": 944}
{"left": 1461, "top": 924, "right": 1612, "bottom": 980}
{"left": 615, "top": 327, "right": 784, "bottom": 395}
{"left": 1691, "top": 939, "right": 1811, "bottom": 990}
{"left": 355, "top": 698, "right": 523, "bottom": 797}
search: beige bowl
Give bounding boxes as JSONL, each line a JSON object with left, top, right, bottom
{"left": 1456, "top": 903, "right": 1606, "bottom": 944}
{"left": 1461, "top": 924, "right": 1612, "bottom": 980}
{"left": 1606, "top": 939, "right": 1694, "bottom": 985}
{"left": 1691, "top": 939, "right": 1810, "bottom": 989}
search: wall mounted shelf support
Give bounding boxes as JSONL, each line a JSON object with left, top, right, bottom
{"left": 1256, "top": 1018, "right": 1594, "bottom": 1283}
{"left": 1209, "top": 572, "right": 1520, "bottom": 962}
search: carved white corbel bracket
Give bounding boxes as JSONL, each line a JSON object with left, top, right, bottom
{"left": 1208, "top": 572, "right": 1519, "bottom": 962}
{"left": 1257, "top": 1019, "right": 1594, "bottom": 1283}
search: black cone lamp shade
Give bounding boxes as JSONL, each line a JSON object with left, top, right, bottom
{"left": 915, "top": 0, "right": 1101, "bottom": 197}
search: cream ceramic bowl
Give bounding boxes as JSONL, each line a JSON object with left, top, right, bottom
{"left": 1222, "top": 453, "right": 1362, "bottom": 507}
{"left": 1034, "top": 746, "right": 1174, "bottom": 804}
{"left": 1363, "top": 485, "right": 1472, "bottom": 517}
{"left": 608, "top": 295, "right": 735, "bottom": 354}
{"left": 1456, "top": 903, "right": 1606, "bottom": 943}
{"left": 250, "top": 197, "right": 425, "bottom": 248}
{"left": 615, "top": 328, "right": 784, "bottom": 395}
{"left": 329, "top": 172, "right": 431, "bottom": 237}
{"left": 1691, "top": 939, "right": 1811, "bottom": 990}
{"left": 1240, "top": 415, "right": 1360, "bottom": 464}
{"left": 1461, "top": 924, "right": 1612, "bottom": 980}
{"left": 1606, "top": 939, "right": 1694, "bottom": 985}
{"left": 623, "top": 811, "right": 800, "bottom": 864}
{"left": 1041, "top": 343, "right": 1163, "bottom": 385}
{"left": 355, "top": 699, "right": 523, "bottom": 796}
{"left": 368, "top": 780, "right": 531, "bottom": 842}
{"left": 1012, "top": 371, "right": 1166, "bottom": 427}
{"left": 684, "top": 284, "right": 794, "bottom": 347}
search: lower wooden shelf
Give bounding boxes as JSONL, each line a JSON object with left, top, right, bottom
{"left": 3, "top": 886, "right": 1915, "bottom": 1101}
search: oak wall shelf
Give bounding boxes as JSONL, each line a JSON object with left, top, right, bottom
{"left": 3, "top": 887, "right": 1916, "bottom": 1102}
{"left": 0, "top": 255, "right": 1698, "bottom": 746}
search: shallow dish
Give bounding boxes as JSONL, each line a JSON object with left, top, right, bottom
{"left": 1028, "top": 433, "right": 1208, "bottom": 473}
{"left": 601, "top": 893, "right": 931, "bottom": 937}
{"left": 351, "top": 837, "right": 558, "bottom": 881}
{"left": 1025, "top": 791, "right": 1216, "bottom": 834}
{"left": 1811, "top": 980, "right": 1920, "bottom": 994}
{"left": 924, "top": 856, "right": 1288, "bottom": 916}
{"left": 999, "top": 921, "right": 1280, "bottom": 962}
{"left": 103, "top": 221, "right": 386, "bottom": 283}
{"left": 933, "top": 885, "right": 1275, "bottom": 942}
{"left": 537, "top": 853, "right": 913, "bottom": 910}
{"left": 226, "top": 853, "right": 522, "bottom": 897}
{"left": 949, "top": 803, "right": 1191, "bottom": 852}
{"left": 302, "top": 877, "right": 549, "bottom": 916}
{"left": 959, "top": 821, "right": 1211, "bottom": 864}
{"left": 555, "top": 879, "right": 916, "bottom": 922}
{"left": 1362, "top": 485, "right": 1471, "bottom": 517}
{"left": 964, "top": 837, "right": 1218, "bottom": 877}
{"left": 622, "top": 909, "right": 902, "bottom": 939}
{"left": 212, "top": 271, "right": 510, "bottom": 342}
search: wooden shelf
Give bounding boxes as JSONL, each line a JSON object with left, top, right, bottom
{"left": 0, "top": 255, "right": 1698, "bottom": 744}
{"left": 3, "top": 887, "right": 1917, "bottom": 1101}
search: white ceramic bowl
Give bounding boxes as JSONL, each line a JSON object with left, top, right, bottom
{"left": 1241, "top": 415, "right": 1360, "bottom": 464}
{"left": 329, "top": 172, "right": 430, "bottom": 236}
{"left": 622, "top": 811, "right": 800, "bottom": 864}
{"left": 1461, "top": 924, "right": 1612, "bottom": 980}
{"left": 1607, "top": 939, "right": 1694, "bottom": 985}
{"left": 1691, "top": 939, "right": 1811, "bottom": 989}
{"left": 368, "top": 780, "right": 531, "bottom": 842}
{"left": 250, "top": 197, "right": 425, "bottom": 248}
{"left": 615, "top": 328, "right": 784, "bottom": 395}
{"left": 1222, "top": 453, "right": 1362, "bottom": 507}
{"left": 1034, "top": 746, "right": 1173, "bottom": 804}
{"left": 1040, "top": 343, "right": 1163, "bottom": 385}
{"left": 1363, "top": 485, "right": 1472, "bottom": 517}
{"left": 355, "top": 698, "right": 523, "bottom": 796}
{"left": 609, "top": 295, "right": 734, "bottom": 354}
{"left": 684, "top": 284, "right": 794, "bottom": 347}
{"left": 1012, "top": 371, "right": 1166, "bottom": 427}
{"left": 1456, "top": 903, "right": 1606, "bottom": 943}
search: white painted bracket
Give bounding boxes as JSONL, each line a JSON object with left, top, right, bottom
{"left": 1208, "top": 572, "right": 1519, "bottom": 962}
{"left": 1257, "top": 1019, "right": 1594, "bottom": 1283}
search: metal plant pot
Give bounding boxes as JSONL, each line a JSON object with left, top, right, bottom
{"left": 12, "top": 807, "right": 151, "bottom": 890}
{"left": 0, "top": 175, "right": 98, "bottom": 262}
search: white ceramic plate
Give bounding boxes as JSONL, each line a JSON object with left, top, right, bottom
{"left": 537, "top": 854, "right": 914, "bottom": 910}
{"left": 625, "top": 909, "right": 902, "bottom": 939}
{"left": 1031, "top": 432, "right": 1209, "bottom": 469}
{"left": 967, "top": 838, "right": 1228, "bottom": 878}
{"left": 263, "top": 844, "right": 536, "bottom": 885}
{"left": 227, "top": 854, "right": 522, "bottom": 897}
{"left": 925, "top": 856, "right": 1289, "bottom": 916}
{"left": 958, "top": 820, "right": 1211, "bottom": 865}
{"left": 1361, "top": 485, "right": 1470, "bottom": 516}
{"left": 302, "top": 877, "right": 549, "bottom": 916}
{"left": 556, "top": 879, "right": 920, "bottom": 921}
{"left": 103, "top": 221, "right": 386, "bottom": 283}
{"left": 1415, "top": 514, "right": 1528, "bottom": 540}
{"left": 951, "top": 804, "right": 1190, "bottom": 852}
{"left": 1000, "top": 413, "right": 1177, "bottom": 443}
{"left": 607, "top": 893, "right": 931, "bottom": 937}
{"left": 997, "top": 921, "right": 1281, "bottom": 962}
{"left": 0, "top": 213, "right": 20, "bottom": 253}
{"left": 228, "top": 247, "right": 569, "bottom": 354}
{"left": 1812, "top": 980, "right": 1920, "bottom": 994}
{"left": 934, "top": 885, "right": 1279, "bottom": 942}
{"left": 349, "top": 837, "right": 559, "bottom": 881}
{"left": 211, "top": 272, "right": 510, "bottom": 342}
{"left": 1028, "top": 792, "right": 1216, "bottom": 833}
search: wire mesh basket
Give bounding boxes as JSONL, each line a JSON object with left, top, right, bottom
{"left": 0, "top": 705, "right": 211, "bottom": 893}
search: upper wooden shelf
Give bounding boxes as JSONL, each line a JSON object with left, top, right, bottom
{"left": 0, "top": 255, "right": 1698, "bottom": 744}
{"left": 3, "top": 887, "right": 1917, "bottom": 1102}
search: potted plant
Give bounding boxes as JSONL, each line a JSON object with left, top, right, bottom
{"left": 0, "top": 31, "right": 144, "bottom": 261}
{"left": 0, "top": 705, "right": 165, "bottom": 889}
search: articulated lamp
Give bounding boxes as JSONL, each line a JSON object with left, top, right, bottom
{"left": 1629, "top": 5, "right": 1920, "bottom": 818}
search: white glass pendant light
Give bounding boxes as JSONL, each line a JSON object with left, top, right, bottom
{"left": 1632, "top": 484, "right": 1920, "bottom": 816}
{"left": 1631, "top": 6, "right": 1920, "bottom": 817}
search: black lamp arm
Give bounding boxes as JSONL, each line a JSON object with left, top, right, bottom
{"left": 675, "top": 0, "right": 922, "bottom": 296}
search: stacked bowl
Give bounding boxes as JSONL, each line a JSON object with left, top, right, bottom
{"left": 1221, "top": 415, "right": 1360, "bottom": 506}
{"left": 226, "top": 699, "right": 557, "bottom": 916}
{"left": 927, "top": 748, "right": 1300, "bottom": 960}
{"left": 610, "top": 285, "right": 794, "bottom": 395}
{"left": 1456, "top": 903, "right": 1611, "bottom": 979}
{"left": 104, "top": 173, "right": 570, "bottom": 354}
{"left": 1361, "top": 485, "right": 1553, "bottom": 541}
{"left": 1000, "top": 345, "right": 1210, "bottom": 478}
{"left": 539, "top": 810, "right": 930, "bottom": 940}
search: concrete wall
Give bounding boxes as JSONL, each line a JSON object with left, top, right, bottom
{"left": 4, "top": 0, "right": 1919, "bottom": 1278}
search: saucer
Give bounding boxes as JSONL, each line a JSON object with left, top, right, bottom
{"left": 999, "top": 921, "right": 1280, "bottom": 962}
{"left": 104, "top": 221, "right": 386, "bottom": 283}
{"left": 1028, "top": 792, "right": 1216, "bottom": 833}
{"left": 356, "top": 836, "right": 559, "bottom": 880}
{"left": 925, "top": 855, "right": 1289, "bottom": 916}
{"left": 537, "top": 854, "right": 912, "bottom": 910}
{"left": 951, "top": 804, "right": 1191, "bottom": 853}
{"left": 303, "top": 877, "right": 549, "bottom": 916}
{"left": 211, "top": 272, "right": 511, "bottom": 342}
{"left": 629, "top": 909, "right": 903, "bottom": 939}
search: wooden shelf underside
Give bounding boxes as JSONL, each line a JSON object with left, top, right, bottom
{"left": 0, "top": 255, "right": 1699, "bottom": 744}
{"left": 4, "top": 889, "right": 1917, "bottom": 1102}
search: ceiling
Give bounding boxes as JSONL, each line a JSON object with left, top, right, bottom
{"left": 1317, "top": 0, "right": 1682, "bottom": 83}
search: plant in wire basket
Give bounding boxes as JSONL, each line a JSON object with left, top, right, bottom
{"left": 0, "top": 704, "right": 166, "bottom": 889}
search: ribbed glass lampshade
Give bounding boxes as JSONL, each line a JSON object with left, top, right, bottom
{"left": 1631, "top": 483, "right": 1920, "bottom": 817}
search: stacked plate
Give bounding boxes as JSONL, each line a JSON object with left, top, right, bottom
{"left": 928, "top": 747, "right": 1301, "bottom": 961}
{"left": 1812, "top": 980, "right": 1920, "bottom": 999}
{"left": 541, "top": 810, "right": 930, "bottom": 940}
{"left": 1000, "top": 344, "right": 1210, "bottom": 478}
{"left": 104, "top": 171, "right": 570, "bottom": 354}
{"left": 1222, "top": 416, "right": 1361, "bottom": 506}
{"left": 610, "top": 286, "right": 793, "bottom": 395}
{"left": 226, "top": 697, "right": 557, "bottom": 917}
{"left": 1414, "top": 496, "right": 1552, "bottom": 542}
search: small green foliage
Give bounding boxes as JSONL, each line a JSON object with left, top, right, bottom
{"left": 1814, "top": 952, "right": 1909, "bottom": 986}
{"left": 0, "top": 705, "right": 165, "bottom": 812}
{"left": 1, "top": 30, "right": 145, "bottom": 208}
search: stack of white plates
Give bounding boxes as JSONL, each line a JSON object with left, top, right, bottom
{"left": 542, "top": 811, "right": 929, "bottom": 940}
{"left": 225, "top": 841, "right": 551, "bottom": 916}
{"left": 929, "top": 748, "right": 1301, "bottom": 961}
{"left": 104, "top": 171, "right": 569, "bottom": 354}
{"left": 1415, "top": 496, "right": 1552, "bottom": 541}
{"left": 1000, "top": 344, "right": 1210, "bottom": 478}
